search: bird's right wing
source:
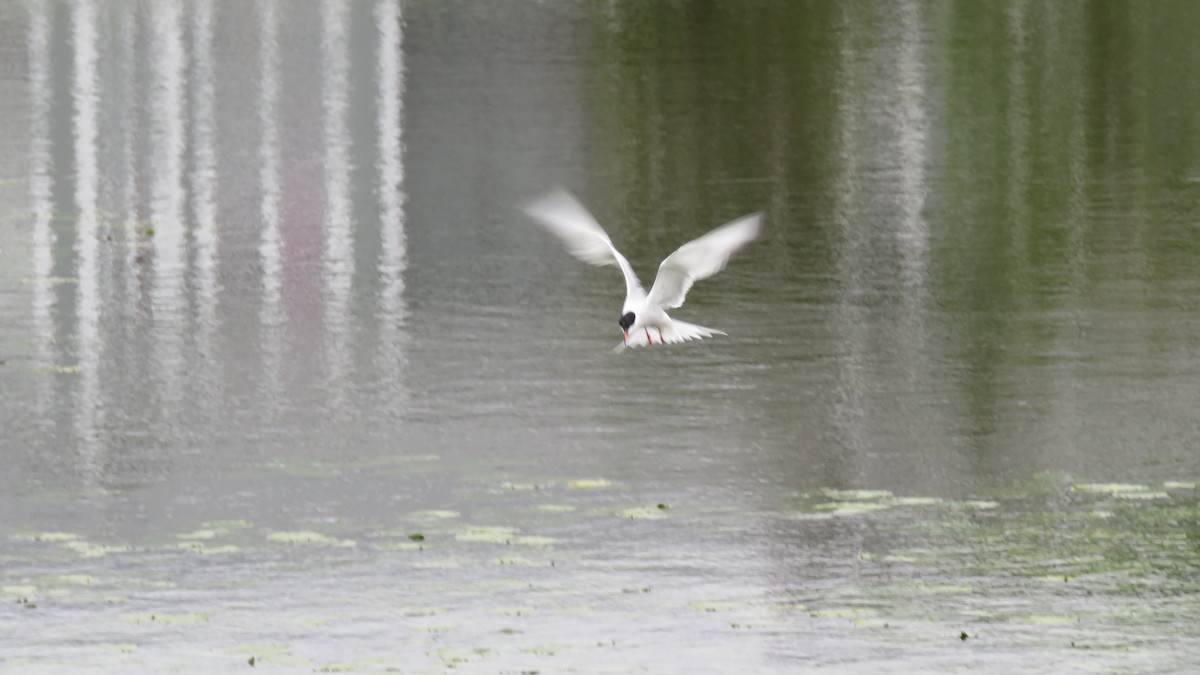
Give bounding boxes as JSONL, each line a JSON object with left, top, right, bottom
{"left": 524, "top": 189, "right": 645, "bottom": 302}
{"left": 646, "top": 212, "right": 761, "bottom": 310}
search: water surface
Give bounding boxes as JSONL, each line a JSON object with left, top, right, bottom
{"left": 1, "top": 1, "right": 1198, "bottom": 672}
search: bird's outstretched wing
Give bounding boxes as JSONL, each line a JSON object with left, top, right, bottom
{"left": 646, "top": 212, "right": 761, "bottom": 309}
{"left": 524, "top": 189, "right": 645, "bottom": 302}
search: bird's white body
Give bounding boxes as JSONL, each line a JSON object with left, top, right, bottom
{"left": 525, "top": 189, "right": 760, "bottom": 352}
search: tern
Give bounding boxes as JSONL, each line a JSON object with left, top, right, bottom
{"left": 525, "top": 189, "right": 761, "bottom": 352}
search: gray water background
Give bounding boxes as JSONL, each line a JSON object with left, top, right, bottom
{"left": 1, "top": 1, "right": 1198, "bottom": 672}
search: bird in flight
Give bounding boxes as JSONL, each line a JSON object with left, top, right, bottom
{"left": 525, "top": 189, "right": 761, "bottom": 352}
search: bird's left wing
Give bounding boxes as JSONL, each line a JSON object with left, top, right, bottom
{"left": 646, "top": 212, "right": 761, "bottom": 309}
{"left": 524, "top": 189, "right": 645, "bottom": 302}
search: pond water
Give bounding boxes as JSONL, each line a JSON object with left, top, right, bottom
{"left": 1, "top": 1, "right": 1199, "bottom": 672}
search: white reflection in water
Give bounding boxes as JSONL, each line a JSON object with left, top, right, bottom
{"left": 117, "top": 2, "right": 140, "bottom": 305}
{"left": 191, "top": 0, "right": 221, "bottom": 403}
{"left": 258, "top": 0, "right": 283, "bottom": 409}
{"left": 27, "top": 2, "right": 54, "bottom": 417}
{"left": 375, "top": 0, "right": 408, "bottom": 401}
{"left": 828, "top": 7, "right": 869, "bottom": 459}
{"left": 894, "top": 0, "right": 929, "bottom": 289}
{"left": 890, "top": 0, "right": 933, "bottom": 397}
{"left": 150, "top": 0, "right": 187, "bottom": 408}
{"left": 72, "top": 0, "right": 102, "bottom": 477}
{"left": 322, "top": 0, "right": 353, "bottom": 414}
{"left": 1006, "top": 0, "right": 1031, "bottom": 272}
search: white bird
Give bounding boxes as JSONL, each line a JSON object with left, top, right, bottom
{"left": 525, "top": 189, "right": 761, "bottom": 352}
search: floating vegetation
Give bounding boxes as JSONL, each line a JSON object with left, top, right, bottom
{"left": 455, "top": 526, "right": 517, "bottom": 544}
{"left": 375, "top": 541, "right": 424, "bottom": 552}
{"left": 955, "top": 500, "right": 999, "bottom": 510}
{"left": 17, "top": 532, "right": 80, "bottom": 542}
{"left": 175, "top": 542, "right": 239, "bottom": 555}
{"left": 691, "top": 600, "right": 745, "bottom": 612}
{"left": 265, "top": 531, "right": 355, "bottom": 548}
{"left": 62, "top": 540, "right": 129, "bottom": 558}
{"left": 454, "top": 526, "right": 555, "bottom": 547}
{"left": 1072, "top": 483, "right": 1153, "bottom": 494}
{"left": 813, "top": 501, "right": 891, "bottom": 516}
{"left": 34, "top": 364, "right": 81, "bottom": 374}
{"left": 409, "top": 509, "right": 459, "bottom": 520}
{"left": 434, "top": 647, "right": 492, "bottom": 666}
{"left": 566, "top": 478, "right": 613, "bottom": 489}
{"left": 890, "top": 496, "right": 943, "bottom": 507}
{"left": 177, "top": 529, "right": 217, "bottom": 540}
{"left": 1163, "top": 481, "right": 1196, "bottom": 490}
{"left": 822, "top": 488, "right": 893, "bottom": 501}
{"left": 808, "top": 607, "right": 879, "bottom": 619}
{"left": 40, "top": 574, "right": 95, "bottom": 587}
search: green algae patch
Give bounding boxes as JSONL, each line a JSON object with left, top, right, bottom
{"left": 774, "top": 602, "right": 807, "bottom": 613}
{"left": 809, "top": 607, "right": 878, "bottom": 619}
{"left": 63, "top": 540, "right": 129, "bottom": 558}
{"left": 99, "top": 643, "right": 138, "bottom": 654}
{"left": 956, "top": 500, "right": 1000, "bottom": 510}
{"left": 3, "top": 585, "right": 38, "bottom": 596}
{"left": 813, "top": 501, "right": 891, "bottom": 516}
{"left": 435, "top": 647, "right": 493, "bottom": 666}
{"left": 1163, "top": 481, "right": 1196, "bottom": 490}
{"left": 520, "top": 644, "right": 578, "bottom": 656}
{"left": 36, "top": 364, "right": 82, "bottom": 374}
{"left": 266, "top": 531, "right": 355, "bottom": 547}
{"left": 1072, "top": 483, "right": 1153, "bottom": 494}
{"left": 822, "top": 488, "right": 893, "bottom": 501}
{"left": 41, "top": 574, "right": 95, "bottom": 587}
{"left": 175, "top": 542, "right": 240, "bottom": 555}
{"left": 122, "top": 611, "right": 210, "bottom": 624}
{"left": 1014, "top": 614, "right": 1080, "bottom": 625}
{"left": 567, "top": 478, "right": 614, "bottom": 489}
{"left": 1114, "top": 491, "right": 1169, "bottom": 500}
{"left": 409, "top": 509, "right": 460, "bottom": 520}
{"left": 691, "top": 600, "right": 746, "bottom": 612}
{"left": 376, "top": 541, "right": 424, "bottom": 552}
{"left": 783, "top": 512, "right": 834, "bottom": 521}
{"left": 456, "top": 526, "right": 517, "bottom": 544}
{"left": 513, "top": 535, "right": 557, "bottom": 546}
{"left": 18, "top": 532, "right": 81, "bottom": 542}
{"left": 177, "top": 529, "right": 217, "bottom": 540}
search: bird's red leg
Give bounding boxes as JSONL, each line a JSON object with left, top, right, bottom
{"left": 658, "top": 328, "right": 664, "bottom": 344}
{"left": 645, "top": 328, "right": 651, "bottom": 344}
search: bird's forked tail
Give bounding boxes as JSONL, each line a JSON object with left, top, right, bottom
{"left": 613, "top": 319, "right": 726, "bottom": 352}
